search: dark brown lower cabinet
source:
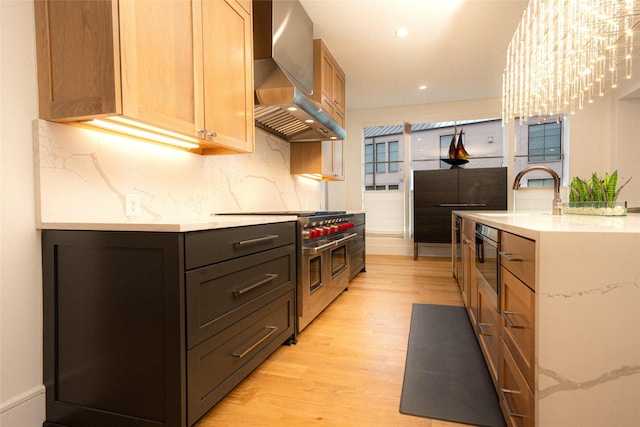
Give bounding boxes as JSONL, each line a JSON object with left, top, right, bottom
{"left": 42, "top": 223, "right": 296, "bottom": 427}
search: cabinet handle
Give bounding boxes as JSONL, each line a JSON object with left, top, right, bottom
{"left": 478, "top": 322, "right": 495, "bottom": 336}
{"left": 233, "top": 273, "right": 278, "bottom": 296}
{"left": 232, "top": 326, "right": 278, "bottom": 359}
{"left": 499, "top": 252, "right": 523, "bottom": 262}
{"left": 438, "top": 203, "right": 487, "bottom": 207}
{"left": 207, "top": 131, "right": 217, "bottom": 138}
{"left": 197, "top": 129, "right": 207, "bottom": 137}
{"left": 499, "top": 388, "right": 527, "bottom": 418}
{"left": 235, "top": 234, "right": 279, "bottom": 247}
{"left": 502, "top": 310, "right": 525, "bottom": 329}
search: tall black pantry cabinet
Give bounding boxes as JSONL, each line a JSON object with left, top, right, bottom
{"left": 413, "top": 167, "right": 507, "bottom": 255}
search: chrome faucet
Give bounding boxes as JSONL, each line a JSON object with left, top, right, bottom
{"left": 513, "top": 165, "right": 562, "bottom": 215}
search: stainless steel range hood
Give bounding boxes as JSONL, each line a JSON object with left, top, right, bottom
{"left": 253, "top": 0, "right": 346, "bottom": 142}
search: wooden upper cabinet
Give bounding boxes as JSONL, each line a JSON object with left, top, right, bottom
{"left": 34, "top": 0, "right": 254, "bottom": 155}
{"left": 312, "top": 39, "right": 346, "bottom": 127}
{"left": 119, "top": 0, "right": 198, "bottom": 137}
{"left": 200, "top": 0, "right": 254, "bottom": 153}
{"left": 290, "top": 140, "right": 344, "bottom": 181}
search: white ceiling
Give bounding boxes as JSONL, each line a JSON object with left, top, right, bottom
{"left": 299, "top": 0, "right": 529, "bottom": 110}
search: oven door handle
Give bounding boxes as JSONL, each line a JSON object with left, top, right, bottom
{"left": 304, "top": 240, "right": 337, "bottom": 254}
{"left": 334, "top": 232, "right": 358, "bottom": 245}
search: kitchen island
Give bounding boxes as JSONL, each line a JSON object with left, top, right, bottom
{"left": 454, "top": 211, "right": 640, "bottom": 427}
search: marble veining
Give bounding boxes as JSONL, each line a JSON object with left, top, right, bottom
{"left": 539, "top": 276, "right": 640, "bottom": 298}
{"left": 538, "top": 365, "right": 640, "bottom": 399}
{"left": 34, "top": 120, "right": 324, "bottom": 225}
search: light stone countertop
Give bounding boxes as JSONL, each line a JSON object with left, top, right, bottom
{"left": 37, "top": 215, "right": 298, "bottom": 232}
{"left": 454, "top": 210, "right": 640, "bottom": 240}
{"left": 454, "top": 209, "right": 640, "bottom": 427}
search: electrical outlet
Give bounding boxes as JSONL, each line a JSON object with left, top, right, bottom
{"left": 125, "top": 194, "right": 141, "bottom": 216}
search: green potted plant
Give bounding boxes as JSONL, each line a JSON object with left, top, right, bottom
{"left": 565, "top": 170, "right": 631, "bottom": 216}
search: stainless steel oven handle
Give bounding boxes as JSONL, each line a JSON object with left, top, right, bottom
{"left": 304, "top": 240, "right": 337, "bottom": 254}
{"left": 334, "top": 232, "right": 358, "bottom": 245}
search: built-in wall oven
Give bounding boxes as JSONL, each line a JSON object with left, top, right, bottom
{"left": 475, "top": 223, "right": 500, "bottom": 297}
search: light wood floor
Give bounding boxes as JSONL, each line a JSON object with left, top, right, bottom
{"left": 195, "top": 255, "right": 473, "bottom": 427}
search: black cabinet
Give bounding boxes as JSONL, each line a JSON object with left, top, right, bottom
{"left": 42, "top": 222, "right": 296, "bottom": 427}
{"left": 348, "top": 213, "right": 366, "bottom": 281}
{"left": 413, "top": 167, "right": 506, "bottom": 247}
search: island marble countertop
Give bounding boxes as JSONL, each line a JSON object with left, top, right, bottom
{"left": 453, "top": 210, "right": 640, "bottom": 240}
{"left": 37, "top": 214, "right": 298, "bottom": 232}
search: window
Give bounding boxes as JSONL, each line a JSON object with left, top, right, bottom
{"left": 528, "top": 122, "right": 561, "bottom": 162}
{"left": 389, "top": 141, "right": 399, "bottom": 172}
{"left": 365, "top": 144, "right": 374, "bottom": 174}
{"left": 363, "top": 133, "right": 404, "bottom": 191}
{"left": 376, "top": 143, "right": 386, "bottom": 173}
{"left": 527, "top": 178, "right": 556, "bottom": 187}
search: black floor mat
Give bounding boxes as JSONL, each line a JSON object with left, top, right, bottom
{"left": 400, "top": 304, "right": 506, "bottom": 427}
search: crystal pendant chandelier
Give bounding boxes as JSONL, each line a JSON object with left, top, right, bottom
{"left": 502, "top": 0, "right": 640, "bottom": 125}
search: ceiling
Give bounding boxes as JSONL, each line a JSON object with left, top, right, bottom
{"left": 298, "top": 0, "right": 529, "bottom": 110}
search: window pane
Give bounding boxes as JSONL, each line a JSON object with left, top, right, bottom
{"left": 376, "top": 142, "right": 386, "bottom": 173}
{"left": 365, "top": 144, "right": 374, "bottom": 174}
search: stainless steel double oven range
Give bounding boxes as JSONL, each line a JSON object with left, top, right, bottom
{"left": 222, "top": 211, "right": 358, "bottom": 334}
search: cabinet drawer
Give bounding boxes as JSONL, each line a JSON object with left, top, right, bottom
{"left": 462, "top": 218, "right": 475, "bottom": 241}
{"left": 500, "top": 232, "right": 535, "bottom": 290}
{"left": 500, "top": 267, "right": 535, "bottom": 390}
{"left": 187, "top": 291, "right": 294, "bottom": 425}
{"left": 185, "top": 222, "right": 296, "bottom": 270}
{"left": 477, "top": 282, "right": 500, "bottom": 385}
{"left": 499, "top": 340, "right": 534, "bottom": 427}
{"left": 186, "top": 244, "right": 295, "bottom": 348}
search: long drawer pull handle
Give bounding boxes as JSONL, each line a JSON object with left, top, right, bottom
{"left": 477, "top": 322, "right": 494, "bottom": 336}
{"left": 438, "top": 203, "right": 487, "bottom": 207}
{"left": 232, "top": 326, "right": 278, "bottom": 359}
{"left": 502, "top": 310, "right": 525, "bottom": 329}
{"left": 235, "top": 234, "right": 279, "bottom": 247}
{"left": 499, "top": 251, "right": 524, "bottom": 262}
{"left": 233, "top": 274, "right": 278, "bottom": 296}
{"left": 499, "top": 388, "right": 527, "bottom": 418}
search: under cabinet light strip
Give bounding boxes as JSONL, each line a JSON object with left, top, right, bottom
{"left": 84, "top": 118, "right": 201, "bottom": 150}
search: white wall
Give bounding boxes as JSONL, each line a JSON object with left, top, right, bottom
{"left": 3, "top": 2, "right": 325, "bottom": 425}
{"left": 1, "top": 1, "right": 46, "bottom": 425}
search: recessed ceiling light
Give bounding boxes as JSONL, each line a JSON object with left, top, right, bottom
{"left": 395, "top": 28, "right": 409, "bottom": 38}
{"left": 419, "top": 85, "right": 427, "bottom": 90}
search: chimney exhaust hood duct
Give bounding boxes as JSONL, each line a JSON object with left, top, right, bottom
{"left": 253, "top": 0, "right": 346, "bottom": 142}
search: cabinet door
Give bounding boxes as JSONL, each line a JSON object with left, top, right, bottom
{"left": 201, "top": 0, "right": 254, "bottom": 152}
{"left": 119, "top": 0, "right": 200, "bottom": 137}
{"left": 34, "top": 0, "right": 120, "bottom": 120}
{"left": 322, "top": 139, "right": 344, "bottom": 179}
{"left": 413, "top": 169, "right": 458, "bottom": 243}
{"left": 458, "top": 167, "right": 507, "bottom": 210}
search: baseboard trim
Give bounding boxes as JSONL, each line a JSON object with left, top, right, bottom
{"left": 0, "top": 384, "right": 45, "bottom": 414}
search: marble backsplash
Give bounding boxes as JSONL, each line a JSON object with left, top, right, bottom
{"left": 33, "top": 120, "right": 324, "bottom": 224}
